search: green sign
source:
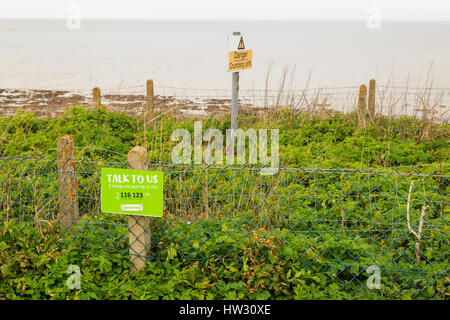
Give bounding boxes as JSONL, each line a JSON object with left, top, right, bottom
{"left": 101, "top": 168, "right": 163, "bottom": 217}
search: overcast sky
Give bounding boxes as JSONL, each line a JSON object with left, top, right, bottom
{"left": 1, "top": 0, "right": 449, "bottom": 20}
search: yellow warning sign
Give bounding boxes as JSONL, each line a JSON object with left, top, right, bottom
{"left": 238, "top": 36, "right": 245, "bottom": 50}
{"left": 228, "top": 49, "right": 252, "bottom": 72}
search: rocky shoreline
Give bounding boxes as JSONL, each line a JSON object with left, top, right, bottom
{"left": 1, "top": 87, "right": 448, "bottom": 121}
{"left": 0, "top": 88, "right": 265, "bottom": 119}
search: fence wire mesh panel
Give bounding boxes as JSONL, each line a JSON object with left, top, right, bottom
{"left": 1, "top": 155, "right": 448, "bottom": 299}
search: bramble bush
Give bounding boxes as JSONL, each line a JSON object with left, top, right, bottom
{"left": 1, "top": 218, "right": 447, "bottom": 300}
{"left": 0, "top": 106, "right": 448, "bottom": 168}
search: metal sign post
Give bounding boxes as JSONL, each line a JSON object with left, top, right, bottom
{"left": 231, "top": 71, "right": 239, "bottom": 131}
{"left": 228, "top": 31, "right": 252, "bottom": 133}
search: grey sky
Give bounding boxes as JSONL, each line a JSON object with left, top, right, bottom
{"left": 1, "top": 0, "right": 449, "bottom": 20}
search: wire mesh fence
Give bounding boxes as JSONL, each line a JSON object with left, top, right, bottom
{"left": 0, "top": 151, "right": 448, "bottom": 298}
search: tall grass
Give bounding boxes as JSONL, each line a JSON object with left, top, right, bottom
{"left": 259, "top": 64, "right": 449, "bottom": 144}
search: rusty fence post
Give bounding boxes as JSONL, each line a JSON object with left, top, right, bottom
{"left": 357, "top": 84, "right": 368, "bottom": 129}
{"left": 57, "top": 135, "right": 79, "bottom": 232}
{"left": 127, "top": 146, "right": 151, "bottom": 273}
{"left": 93, "top": 87, "right": 101, "bottom": 108}
{"left": 368, "top": 79, "right": 376, "bottom": 121}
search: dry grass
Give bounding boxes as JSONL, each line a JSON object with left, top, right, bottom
{"left": 258, "top": 64, "right": 449, "bottom": 144}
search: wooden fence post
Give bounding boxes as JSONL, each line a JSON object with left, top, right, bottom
{"left": 146, "top": 79, "right": 154, "bottom": 124}
{"left": 127, "top": 146, "right": 151, "bottom": 273}
{"left": 57, "top": 135, "right": 79, "bottom": 232}
{"left": 368, "top": 79, "right": 376, "bottom": 120}
{"left": 93, "top": 87, "right": 101, "bottom": 108}
{"left": 357, "top": 84, "right": 368, "bottom": 128}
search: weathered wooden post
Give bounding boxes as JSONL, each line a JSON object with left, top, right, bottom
{"left": 127, "top": 146, "right": 151, "bottom": 272}
{"left": 368, "top": 79, "right": 376, "bottom": 120}
{"left": 146, "top": 79, "right": 154, "bottom": 124}
{"left": 357, "top": 84, "right": 368, "bottom": 128}
{"left": 57, "top": 135, "right": 79, "bottom": 232}
{"left": 93, "top": 87, "right": 101, "bottom": 108}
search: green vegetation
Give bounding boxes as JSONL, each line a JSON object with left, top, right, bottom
{"left": 1, "top": 217, "right": 448, "bottom": 300}
{"left": 0, "top": 106, "right": 448, "bottom": 167}
{"left": 0, "top": 106, "right": 448, "bottom": 300}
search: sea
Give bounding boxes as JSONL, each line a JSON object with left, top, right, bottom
{"left": 0, "top": 19, "right": 449, "bottom": 94}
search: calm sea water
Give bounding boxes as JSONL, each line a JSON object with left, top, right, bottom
{"left": 0, "top": 19, "right": 449, "bottom": 93}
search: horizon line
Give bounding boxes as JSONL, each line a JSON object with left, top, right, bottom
{"left": 0, "top": 17, "right": 449, "bottom": 22}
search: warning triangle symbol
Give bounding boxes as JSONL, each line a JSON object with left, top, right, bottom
{"left": 238, "top": 36, "right": 245, "bottom": 50}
